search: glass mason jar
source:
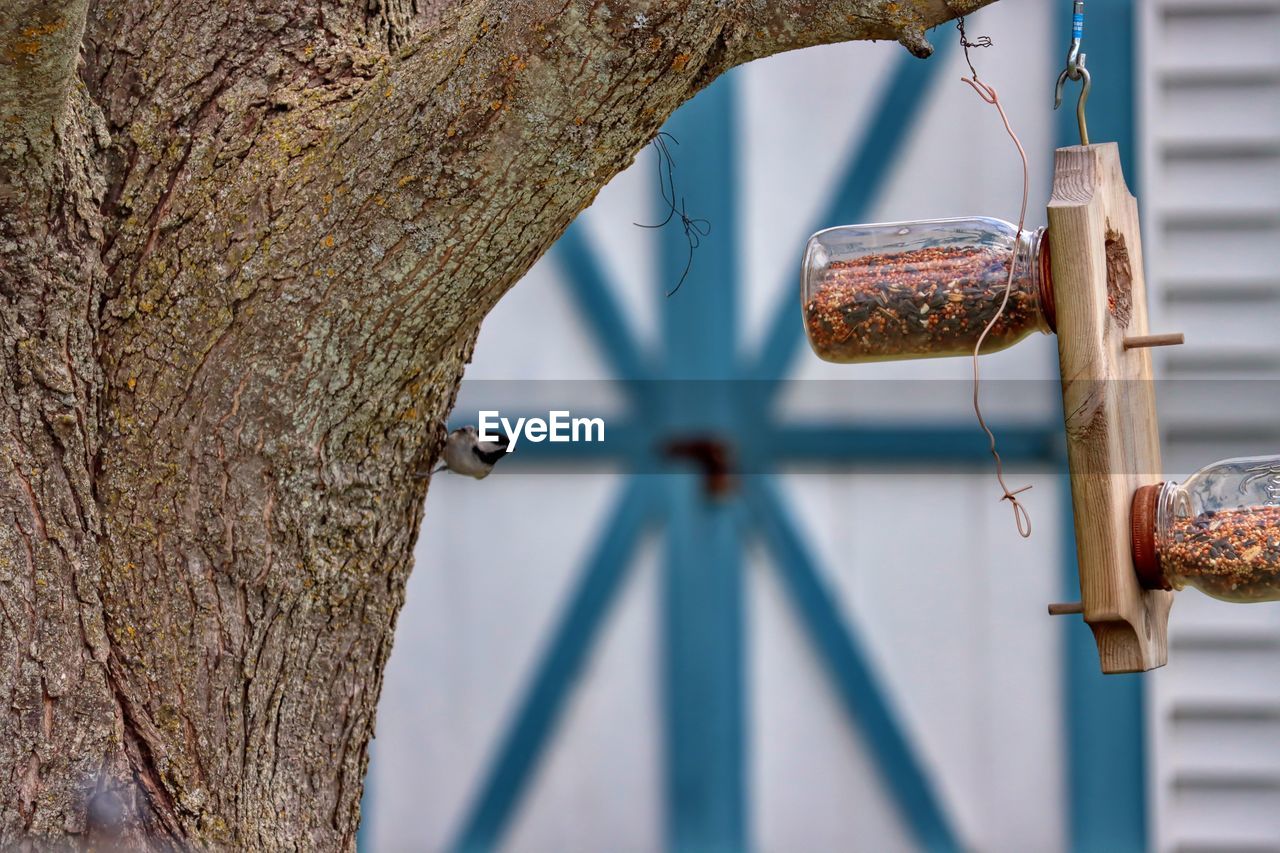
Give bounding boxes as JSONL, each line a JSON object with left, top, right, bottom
{"left": 1132, "top": 455, "right": 1280, "bottom": 602}
{"left": 801, "top": 216, "right": 1055, "bottom": 363}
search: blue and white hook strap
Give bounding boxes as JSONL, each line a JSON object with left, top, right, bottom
{"left": 1054, "top": 0, "right": 1091, "bottom": 145}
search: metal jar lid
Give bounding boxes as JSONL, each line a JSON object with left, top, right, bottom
{"left": 1131, "top": 483, "right": 1170, "bottom": 590}
{"left": 1037, "top": 233, "right": 1057, "bottom": 334}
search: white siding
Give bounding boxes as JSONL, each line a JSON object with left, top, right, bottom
{"left": 1142, "top": 3, "right": 1280, "bottom": 851}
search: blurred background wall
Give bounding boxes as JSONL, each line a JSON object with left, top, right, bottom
{"left": 1141, "top": 3, "right": 1280, "bottom": 851}
{"left": 364, "top": 2, "right": 1280, "bottom": 851}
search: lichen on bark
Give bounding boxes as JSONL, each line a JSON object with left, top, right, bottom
{"left": 1, "top": 0, "right": 995, "bottom": 847}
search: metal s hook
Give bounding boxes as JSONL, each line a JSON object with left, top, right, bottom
{"left": 1053, "top": 1, "right": 1091, "bottom": 145}
{"left": 1052, "top": 57, "right": 1082, "bottom": 111}
{"left": 1054, "top": 57, "right": 1091, "bottom": 146}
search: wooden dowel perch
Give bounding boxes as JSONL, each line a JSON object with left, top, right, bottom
{"left": 1124, "top": 333, "right": 1185, "bottom": 350}
{"left": 1048, "top": 602, "right": 1084, "bottom": 616}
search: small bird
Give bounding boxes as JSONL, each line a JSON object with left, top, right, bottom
{"left": 419, "top": 426, "right": 510, "bottom": 480}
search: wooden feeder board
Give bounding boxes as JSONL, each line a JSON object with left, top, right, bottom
{"left": 1047, "top": 142, "right": 1176, "bottom": 674}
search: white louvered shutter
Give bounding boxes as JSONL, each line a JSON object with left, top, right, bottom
{"left": 1141, "top": 3, "right": 1280, "bottom": 851}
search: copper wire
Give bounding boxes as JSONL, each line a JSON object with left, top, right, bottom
{"left": 634, "top": 131, "right": 710, "bottom": 297}
{"left": 961, "top": 74, "right": 1034, "bottom": 538}
{"left": 957, "top": 16, "right": 993, "bottom": 79}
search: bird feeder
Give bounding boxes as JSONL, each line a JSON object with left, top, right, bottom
{"left": 1134, "top": 456, "right": 1280, "bottom": 603}
{"left": 803, "top": 142, "right": 1279, "bottom": 674}
{"left": 802, "top": 217, "right": 1053, "bottom": 363}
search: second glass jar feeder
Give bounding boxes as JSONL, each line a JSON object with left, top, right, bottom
{"left": 1133, "top": 456, "right": 1280, "bottom": 603}
{"left": 801, "top": 216, "right": 1055, "bottom": 363}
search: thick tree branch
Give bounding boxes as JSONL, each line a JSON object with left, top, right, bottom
{"left": 0, "top": 0, "right": 90, "bottom": 182}
{"left": 714, "top": 0, "right": 997, "bottom": 67}
{"left": 225, "top": 0, "right": 1005, "bottom": 358}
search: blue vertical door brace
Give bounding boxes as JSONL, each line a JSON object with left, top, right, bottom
{"left": 1056, "top": 2, "right": 1149, "bottom": 851}
{"left": 1060, "top": 477, "right": 1148, "bottom": 853}
{"left": 663, "top": 476, "right": 747, "bottom": 853}
{"left": 659, "top": 74, "right": 748, "bottom": 853}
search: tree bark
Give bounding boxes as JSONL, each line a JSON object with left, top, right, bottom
{"left": 0, "top": 0, "right": 995, "bottom": 847}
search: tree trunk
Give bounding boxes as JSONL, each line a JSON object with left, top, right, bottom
{"left": 0, "top": 0, "right": 994, "bottom": 847}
